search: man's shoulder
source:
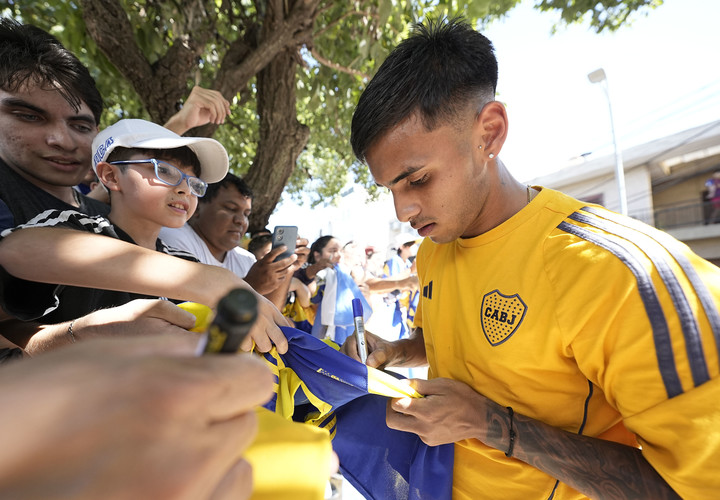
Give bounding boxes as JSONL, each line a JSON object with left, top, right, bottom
{"left": 229, "top": 246, "right": 257, "bottom": 264}
{"left": 78, "top": 194, "right": 110, "bottom": 217}
{"left": 159, "top": 223, "right": 202, "bottom": 246}
{"left": 1, "top": 209, "right": 114, "bottom": 239}
{"left": 0, "top": 158, "right": 110, "bottom": 225}
{"left": 157, "top": 239, "right": 201, "bottom": 262}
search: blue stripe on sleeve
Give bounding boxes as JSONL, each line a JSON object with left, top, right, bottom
{"left": 557, "top": 220, "right": 683, "bottom": 398}
{"left": 570, "top": 210, "right": 710, "bottom": 387}
{"left": 582, "top": 206, "right": 720, "bottom": 362}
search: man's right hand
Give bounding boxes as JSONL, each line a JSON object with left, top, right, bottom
{"left": 243, "top": 246, "right": 297, "bottom": 295}
{"left": 342, "top": 327, "right": 428, "bottom": 369}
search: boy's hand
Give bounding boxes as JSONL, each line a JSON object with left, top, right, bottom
{"left": 69, "top": 299, "right": 199, "bottom": 341}
{"left": 164, "top": 86, "right": 231, "bottom": 134}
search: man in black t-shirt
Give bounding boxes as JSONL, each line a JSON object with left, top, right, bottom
{"left": 0, "top": 20, "right": 107, "bottom": 231}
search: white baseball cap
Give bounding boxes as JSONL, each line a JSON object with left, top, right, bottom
{"left": 394, "top": 232, "right": 420, "bottom": 248}
{"left": 91, "top": 119, "right": 229, "bottom": 183}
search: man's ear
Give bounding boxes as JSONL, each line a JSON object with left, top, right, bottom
{"left": 474, "top": 101, "right": 508, "bottom": 159}
{"left": 94, "top": 162, "right": 121, "bottom": 192}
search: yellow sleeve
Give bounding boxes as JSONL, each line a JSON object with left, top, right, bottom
{"left": 623, "top": 376, "right": 720, "bottom": 498}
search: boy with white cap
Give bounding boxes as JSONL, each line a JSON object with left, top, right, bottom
{"left": 1, "top": 118, "right": 229, "bottom": 324}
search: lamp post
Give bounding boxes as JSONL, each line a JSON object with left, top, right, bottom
{"left": 588, "top": 68, "right": 628, "bottom": 216}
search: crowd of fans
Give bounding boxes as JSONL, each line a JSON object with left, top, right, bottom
{"left": 0, "top": 17, "right": 416, "bottom": 498}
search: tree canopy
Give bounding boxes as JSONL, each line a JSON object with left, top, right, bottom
{"left": 1, "top": 0, "right": 663, "bottom": 230}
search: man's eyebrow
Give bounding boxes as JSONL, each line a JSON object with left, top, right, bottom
{"left": 70, "top": 114, "right": 97, "bottom": 126}
{"left": 1, "top": 97, "right": 96, "bottom": 125}
{"left": 387, "top": 166, "right": 423, "bottom": 187}
{"left": 1, "top": 97, "right": 47, "bottom": 115}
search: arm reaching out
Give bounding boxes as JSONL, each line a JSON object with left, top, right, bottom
{"left": 0, "top": 227, "right": 288, "bottom": 353}
{"left": 163, "top": 86, "right": 231, "bottom": 134}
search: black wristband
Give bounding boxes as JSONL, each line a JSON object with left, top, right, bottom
{"left": 505, "top": 406, "right": 516, "bottom": 458}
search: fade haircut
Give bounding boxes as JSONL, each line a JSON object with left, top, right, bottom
{"left": 351, "top": 17, "right": 497, "bottom": 163}
{"left": 0, "top": 17, "right": 103, "bottom": 125}
{"left": 201, "top": 172, "right": 253, "bottom": 204}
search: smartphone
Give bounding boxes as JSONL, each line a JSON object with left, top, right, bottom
{"left": 271, "top": 225, "right": 298, "bottom": 262}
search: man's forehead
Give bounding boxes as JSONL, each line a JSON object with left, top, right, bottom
{"left": 0, "top": 81, "right": 94, "bottom": 118}
{"left": 218, "top": 184, "right": 252, "bottom": 205}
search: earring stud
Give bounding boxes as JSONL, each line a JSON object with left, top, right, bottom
{"left": 488, "top": 153, "right": 495, "bottom": 159}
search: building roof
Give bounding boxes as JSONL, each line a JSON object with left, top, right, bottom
{"left": 528, "top": 119, "right": 720, "bottom": 186}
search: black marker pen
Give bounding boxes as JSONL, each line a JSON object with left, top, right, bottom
{"left": 201, "top": 288, "right": 258, "bottom": 354}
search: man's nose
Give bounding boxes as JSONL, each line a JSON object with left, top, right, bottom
{"left": 394, "top": 193, "right": 420, "bottom": 223}
{"left": 45, "top": 123, "right": 77, "bottom": 151}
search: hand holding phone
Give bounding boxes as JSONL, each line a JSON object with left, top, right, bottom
{"left": 271, "top": 225, "right": 298, "bottom": 262}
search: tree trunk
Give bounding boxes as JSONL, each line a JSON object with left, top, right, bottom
{"left": 245, "top": 46, "right": 309, "bottom": 232}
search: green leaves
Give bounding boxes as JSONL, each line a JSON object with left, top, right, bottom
{"left": 2, "top": 0, "right": 663, "bottom": 219}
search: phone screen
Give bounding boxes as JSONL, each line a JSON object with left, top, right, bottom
{"left": 271, "top": 226, "right": 298, "bottom": 262}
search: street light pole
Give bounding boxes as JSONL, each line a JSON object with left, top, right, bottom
{"left": 588, "top": 68, "right": 628, "bottom": 216}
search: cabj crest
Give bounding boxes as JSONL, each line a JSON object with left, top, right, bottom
{"left": 480, "top": 289, "right": 527, "bottom": 346}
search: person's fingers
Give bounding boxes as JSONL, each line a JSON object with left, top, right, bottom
{"left": 385, "top": 398, "right": 418, "bottom": 432}
{"left": 341, "top": 335, "right": 360, "bottom": 361}
{"left": 77, "top": 333, "right": 200, "bottom": 358}
{"left": 272, "top": 254, "right": 297, "bottom": 272}
{"left": 262, "top": 245, "right": 286, "bottom": 262}
{"left": 246, "top": 323, "right": 272, "bottom": 353}
{"left": 209, "top": 458, "right": 254, "bottom": 500}
{"left": 144, "top": 300, "right": 197, "bottom": 329}
{"left": 174, "top": 354, "right": 273, "bottom": 419}
{"left": 269, "top": 326, "right": 289, "bottom": 354}
{"left": 366, "top": 347, "right": 389, "bottom": 369}
{"left": 407, "top": 377, "right": 434, "bottom": 396}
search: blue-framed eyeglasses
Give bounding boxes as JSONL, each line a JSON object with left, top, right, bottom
{"left": 109, "top": 159, "right": 207, "bottom": 197}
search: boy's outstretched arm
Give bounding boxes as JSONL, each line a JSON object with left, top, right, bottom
{"left": 0, "top": 227, "right": 289, "bottom": 353}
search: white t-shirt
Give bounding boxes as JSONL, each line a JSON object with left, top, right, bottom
{"left": 159, "top": 223, "right": 256, "bottom": 278}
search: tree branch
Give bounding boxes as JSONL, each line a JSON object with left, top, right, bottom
{"left": 313, "top": 9, "right": 378, "bottom": 39}
{"left": 309, "top": 47, "right": 370, "bottom": 80}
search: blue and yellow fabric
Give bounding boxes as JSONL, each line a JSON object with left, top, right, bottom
{"left": 261, "top": 326, "right": 454, "bottom": 500}
{"left": 177, "top": 303, "right": 453, "bottom": 499}
{"left": 282, "top": 295, "right": 313, "bottom": 334}
{"left": 383, "top": 255, "right": 414, "bottom": 339}
{"left": 310, "top": 265, "right": 372, "bottom": 344}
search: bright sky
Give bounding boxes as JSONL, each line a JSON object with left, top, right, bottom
{"left": 270, "top": 0, "right": 720, "bottom": 241}
{"left": 486, "top": 0, "right": 720, "bottom": 182}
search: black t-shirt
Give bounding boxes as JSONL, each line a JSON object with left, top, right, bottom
{"left": 0, "top": 157, "right": 109, "bottom": 231}
{"left": 0, "top": 209, "right": 198, "bottom": 322}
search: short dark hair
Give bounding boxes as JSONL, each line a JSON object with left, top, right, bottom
{"left": 201, "top": 172, "right": 253, "bottom": 204}
{"left": 308, "top": 235, "right": 335, "bottom": 264}
{"left": 248, "top": 233, "right": 272, "bottom": 257}
{"left": 106, "top": 146, "right": 202, "bottom": 177}
{"left": 0, "top": 17, "right": 103, "bottom": 125}
{"left": 351, "top": 17, "right": 497, "bottom": 162}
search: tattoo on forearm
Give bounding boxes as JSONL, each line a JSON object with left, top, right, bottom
{"left": 483, "top": 407, "right": 680, "bottom": 499}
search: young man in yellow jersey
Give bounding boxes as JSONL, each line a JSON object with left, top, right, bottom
{"left": 345, "top": 17, "right": 719, "bottom": 499}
